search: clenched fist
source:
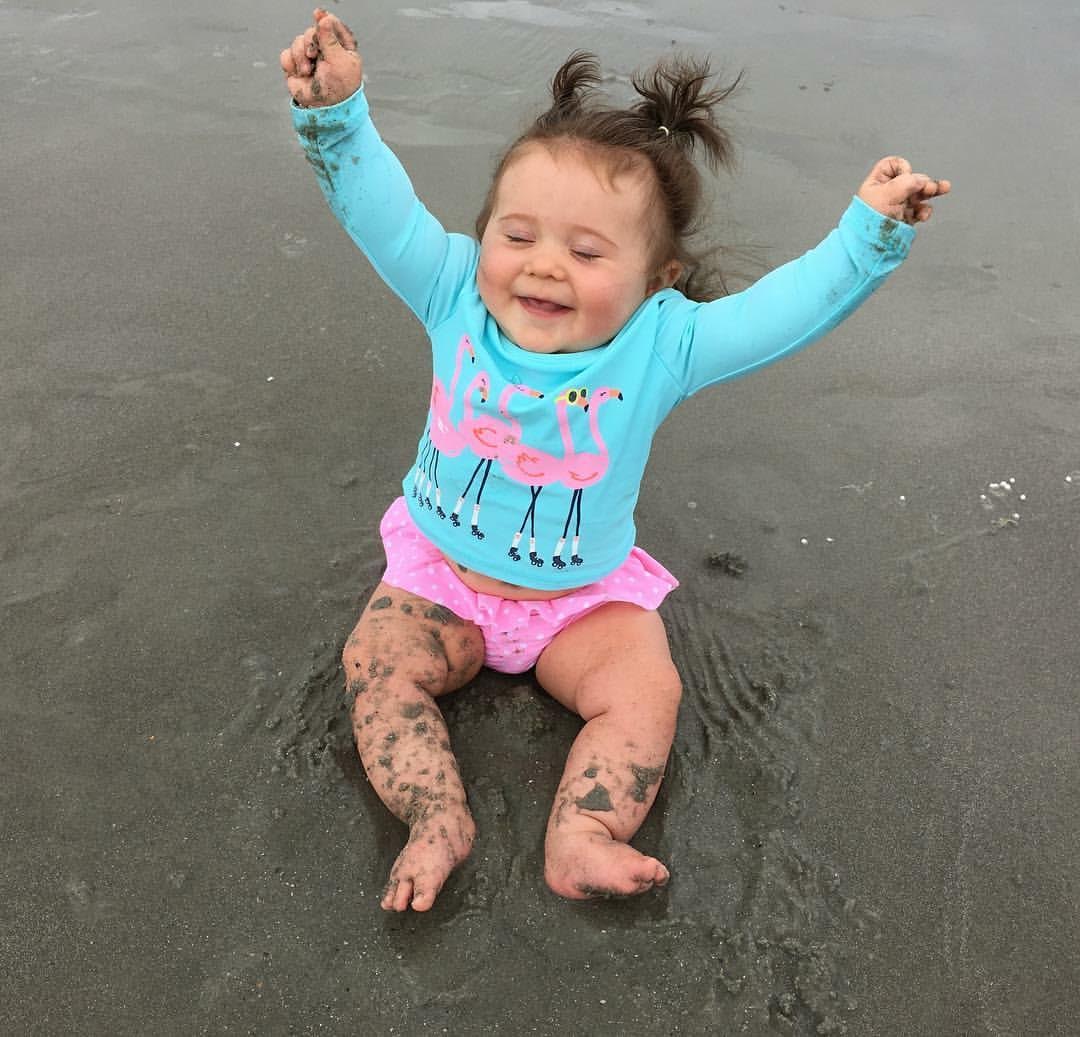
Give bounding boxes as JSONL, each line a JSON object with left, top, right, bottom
{"left": 281, "top": 8, "right": 362, "bottom": 108}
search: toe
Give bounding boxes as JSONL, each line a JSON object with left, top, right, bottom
{"left": 409, "top": 869, "right": 450, "bottom": 911}
{"left": 410, "top": 884, "right": 436, "bottom": 912}
{"left": 380, "top": 880, "right": 397, "bottom": 911}
{"left": 382, "top": 877, "right": 413, "bottom": 912}
{"left": 642, "top": 856, "right": 669, "bottom": 887}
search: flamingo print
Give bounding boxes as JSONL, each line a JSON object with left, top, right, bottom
{"left": 496, "top": 387, "right": 588, "bottom": 567}
{"left": 451, "top": 381, "right": 544, "bottom": 539}
{"left": 551, "top": 386, "right": 623, "bottom": 568}
{"left": 414, "top": 334, "right": 475, "bottom": 517}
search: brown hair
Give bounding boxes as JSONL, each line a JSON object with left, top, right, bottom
{"left": 475, "top": 51, "right": 741, "bottom": 301}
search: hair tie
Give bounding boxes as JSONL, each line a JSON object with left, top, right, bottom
{"left": 658, "top": 124, "right": 671, "bottom": 138}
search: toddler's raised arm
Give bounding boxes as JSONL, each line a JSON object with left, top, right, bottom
{"left": 657, "top": 157, "right": 950, "bottom": 398}
{"left": 283, "top": 13, "right": 475, "bottom": 329}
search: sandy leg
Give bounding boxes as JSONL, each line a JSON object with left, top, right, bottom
{"left": 344, "top": 582, "right": 485, "bottom": 912}
{"left": 536, "top": 604, "right": 681, "bottom": 901}
{"left": 543, "top": 713, "right": 672, "bottom": 899}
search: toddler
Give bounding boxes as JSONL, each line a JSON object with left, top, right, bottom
{"left": 281, "top": 9, "right": 949, "bottom": 912}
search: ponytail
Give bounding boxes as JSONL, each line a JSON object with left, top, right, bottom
{"left": 631, "top": 56, "right": 739, "bottom": 173}
{"left": 539, "top": 50, "right": 601, "bottom": 124}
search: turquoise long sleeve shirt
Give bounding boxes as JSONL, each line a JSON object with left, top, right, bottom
{"left": 292, "top": 88, "right": 915, "bottom": 589}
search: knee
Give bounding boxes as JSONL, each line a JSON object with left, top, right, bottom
{"left": 652, "top": 664, "right": 683, "bottom": 723}
{"left": 341, "top": 630, "right": 450, "bottom": 701}
{"left": 581, "top": 659, "right": 682, "bottom": 728}
{"left": 629, "top": 668, "right": 682, "bottom": 748}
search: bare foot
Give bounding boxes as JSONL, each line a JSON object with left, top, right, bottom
{"left": 545, "top": 822, "right": 669, "bottom": 900}
{"left": 381, "top": 809, "right": 476, "bottom": 912}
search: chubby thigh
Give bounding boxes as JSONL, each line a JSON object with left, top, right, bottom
{"left": 343, "top": 582, "right": 486, "bottom": 697}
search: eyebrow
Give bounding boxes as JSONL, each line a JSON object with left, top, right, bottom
{"left": 494, "top": 214, "right": 618, "bottom": 249}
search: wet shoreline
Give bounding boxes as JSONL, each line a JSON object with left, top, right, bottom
{"left": 3, "top": 2, "right": 1078, "bottom": 1033}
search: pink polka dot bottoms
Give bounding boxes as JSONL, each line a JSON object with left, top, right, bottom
{"left": 378, "top": 496, "right": 679, "bottom": 674}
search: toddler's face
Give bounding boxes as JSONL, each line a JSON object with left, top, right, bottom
{"left": 477, "top": 144, "right": 670, "bottom": 354}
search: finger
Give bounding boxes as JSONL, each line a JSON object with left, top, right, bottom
{"left": 317, "top": 11, "right": 358, "bottom": 52}
{"left": 868, "top": 155, "right": 912, "bottom": 185}
{"left": 904, "top": 197, "right": 935, "bottom": 225}
{"left": 316, "top": 13, "right": 342, "bottom": 50}
{"left": 880, "top": 171, "right": 934, "bottom": 206}
{"left": 288, "top": 35, "right": 304, "bottom": 75}
{"left": 290, "top": 32, "right": 314, "bottom": 77}
{"left": 332, "top": 15, "right": 358, "bottom": 51}
{"left": 285, "top": 73, "right": 315, "bottom": 106}
{"left": 907, "top": 200, "right": 933, "bottom": 224}
{"left": 914, "top": 176, "right": 950, "bottom": 200}
{"left": 279, "top": 47, "right": 296, "bottom": 77}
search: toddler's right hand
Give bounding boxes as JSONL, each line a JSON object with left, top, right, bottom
{"left": 280, "top": 8, "right": 363, "bottom": 108}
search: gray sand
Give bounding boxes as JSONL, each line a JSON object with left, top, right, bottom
{"left": 2, "top": 1, "right": 1077, "bottom": 1034}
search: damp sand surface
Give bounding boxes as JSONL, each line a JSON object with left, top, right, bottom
{"left": 2, "top": 1, "right": 1079, "bottom": 1034}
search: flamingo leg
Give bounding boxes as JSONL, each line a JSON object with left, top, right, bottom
{"left": 509, "top": 487, "right": 543, "bottom": 564}
{"left": 413, "top": 437, "right": 432, "bottom": 498}
{"left": 470, "top": 460, "right": 494, "bottom": 539}
{"left": 451, "top": 458, "right": 487, "bottom": 527}
{"left": 569, "top": 489, "right": 584, "bottom": 566}
{"left": 552, "top": 489, "right": 582, "bottom": 569}
{"left": 429, "top": 451, "right": 445, "bottom": 516}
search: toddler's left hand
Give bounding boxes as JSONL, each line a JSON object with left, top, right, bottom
{"left": 857, "top": 156, "right": 951, "bottom": 225}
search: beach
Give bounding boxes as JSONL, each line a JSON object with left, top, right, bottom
{"left": 2, "top": 1, "right": 1077, "bottom": 1033}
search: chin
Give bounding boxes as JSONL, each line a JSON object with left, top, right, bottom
{"left": 515, "top": 336, "right": 564, "bottom": 355}
{"left": 496, "top": 318, "right": 563, "bottom": 354}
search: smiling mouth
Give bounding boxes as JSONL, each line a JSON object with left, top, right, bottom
{"left": 518, "top": 296, "right": 571, "bottom": 317}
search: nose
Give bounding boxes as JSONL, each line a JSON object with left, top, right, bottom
{"left": 524, "top": 244, "right": 565, "bottom": 281}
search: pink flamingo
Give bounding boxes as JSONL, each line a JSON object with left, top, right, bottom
{"left": 415, "top": 334, "right": 475, "bottom": 516}
{"left": 496, "top": 387, "right": 588, "bottom": 567}
{"left": 451, "top": 381, "right": 544, "bottom": 539}
{"left": 551, "top": 386, "right": 623, "bottom": 568}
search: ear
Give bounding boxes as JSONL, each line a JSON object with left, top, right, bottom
{"left": 646, "top": 259, "right": 683, "bottom": 296}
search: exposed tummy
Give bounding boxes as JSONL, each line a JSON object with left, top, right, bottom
{"left": 441, "top": 550, "right": 584, "bottom": 601}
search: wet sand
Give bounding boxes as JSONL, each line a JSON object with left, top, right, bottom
{"left": 2, "top": 1, "right": 1078, "bottom": 1033}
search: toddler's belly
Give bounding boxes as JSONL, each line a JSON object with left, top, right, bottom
{"left": 440, "top": 550, "right": 583, "bottom": 601}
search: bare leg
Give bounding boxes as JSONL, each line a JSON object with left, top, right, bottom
{"left": 343, "top": 581, "right": 485, "bottom": 912}
{"left": 535, "top": 603, "right": 681, "bottom": 899}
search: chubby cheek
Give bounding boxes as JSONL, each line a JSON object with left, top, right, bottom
{"left": 476, "top": 249, "right": 507, "bottom": 310}
{"left": 580, "top": 279, "right": 645, "bottom": 339}
{"left": 477, "top": 233, "right": 513, "bottom": 286}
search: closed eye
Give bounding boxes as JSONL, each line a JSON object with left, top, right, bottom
{"left": 506, "top": 234, "right": 533, "bottom": 244}
{"left": 572, "top": 250, "right": 600, "bottom": 262}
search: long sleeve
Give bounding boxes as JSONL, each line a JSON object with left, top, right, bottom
{"left": 654, "top": 196, "right": 916, "bottom": 398}
{"left": 291, "top": 88, "right": 478, "bottom": 329}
